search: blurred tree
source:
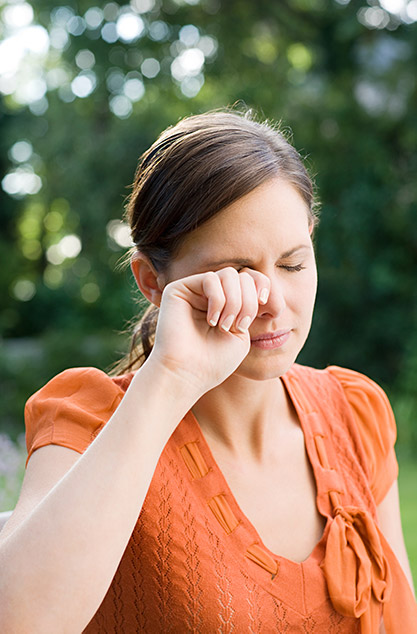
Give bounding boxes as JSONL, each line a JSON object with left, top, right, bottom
{"left": 0, "top": 0, "right": 416, "bottom": 442}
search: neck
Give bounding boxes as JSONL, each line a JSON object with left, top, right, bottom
{"left": 191, "top": 372, "right": 294, "bottom": 465}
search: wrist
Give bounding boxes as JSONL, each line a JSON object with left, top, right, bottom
{"left": 128, "top": 352, "right": 202, "bottom": 415}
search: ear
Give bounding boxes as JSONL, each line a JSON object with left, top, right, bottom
{"left": 130, "top": 251, "right": 164, "bottom": 307}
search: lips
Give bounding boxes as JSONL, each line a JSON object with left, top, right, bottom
{"left": 250, "top": 328, "right": 292, "bottom": 342}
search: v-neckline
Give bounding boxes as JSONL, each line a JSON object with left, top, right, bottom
{"left": 179, "top": 367, "right": 332, "bottom": 569}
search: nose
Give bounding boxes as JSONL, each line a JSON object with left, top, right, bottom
{"left": 257, "top": 275, "right": 286, "bottom": 320}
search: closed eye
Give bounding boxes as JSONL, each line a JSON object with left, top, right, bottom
{"left": 280, "top": 264, "right": 306, "bottom": 272}
{"left": 234, "top": 263, "right": 306, "bottom": 273}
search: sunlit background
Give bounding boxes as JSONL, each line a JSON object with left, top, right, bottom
{"left": 1, "top": 0, "right": 416, "bottom": 574}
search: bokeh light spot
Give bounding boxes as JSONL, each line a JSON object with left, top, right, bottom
{"left": 148, "top": 20, "right": 169, "bottom": 41}
{"left": 107, "top": 220, "right": 134, "bottom": 247}
{"left": 103, "top": 3, "right": 119, "bottom": 21}
{"left": 59, "top": 234, "right": 82, "bottom": 258}
{"left": 407, "top": 0, "right": 417, "bottom": 20}
{"left": 75, "top": 49, "right": 96, "bottom": 70}
{"left": 180, "top": 73, "right": 204, "bottom": 97}
{"left": 46, "top": 67, "right": 70, "bottom": 89}
{"left": 124, "top": 78, "right": 145, "bottom": 101}
{"left": 116, "top": 13, "right": 145, "bottom": 41}
{"left": 44, "top": 210, "right": 64, "bottom": 232}
{"left": 357, "top": 6, "right": 390, "bottom": 28}
{"left": 131, "top": 0, "right": 155, "bottom": 13}
{"left": 21, "top": 239, "right": 42, "bottom": 260}
{"left": 3, "top": 3, "right": 34, "bottom": 29}
{"left": 49, "top": 26, "right": 69, "bottom": 50}
{"left": 10, "top": 141, "right": 33, "bottom": 163}
{"left": 106, "top": 68, "right": 125, "bottom": 93}
{"left": 379, "top": 0, "right": 406, "bottom": 14}
{"left": 84, "top": 7, "right": 104, "bottom": 29}
{"left": 179, "top": 24, "right": 200, "bottom": 46}
{"left": 141, "top": 58, "right": 160, "bottom": 78}
{"left": 46, "top": 234, "right": 82, "bottom": 265}
{"left": 29, "top": 97, "right": 49, "bottom": 116}
{"left": 101, "top": 22, "right": 118, "bottom": 43}
{"left": 12, "top": 279, "right": 36, "bottom": 302}
{"left": 198, "top": 35, "right": 218, "bottom": 58}
{"left": 51, "top": 6, "right": 75, "bottom": 26}
{"left": 71, "top": 72, "right": 97, "bottom": 98}
{"left": 81, "top": 282, "right": 100, "bottom": 303}
{"left": 15, "top": 78, "right": 47, "bottom": 105}
{"left": 171, "top": 48, "right": 205, "bottom": 81}
{"left": 109, "top": 94, "right": 133, "bottom": 118}
{"left": 43, "top": 265, "right": 64, "bottom": 289}
{"left": 2, "top": 167, "right": 42, "bottom": 197}
{"left": 67, "top": 16, "right": 86, "bottom": 36}
{"left": 287, "top": 43, "right": 312, "bottom": 71}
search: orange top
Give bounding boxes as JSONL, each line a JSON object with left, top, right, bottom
{"left": 25, "top": 363, "right": 417, "bottom": 633}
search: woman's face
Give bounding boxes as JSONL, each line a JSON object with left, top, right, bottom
{"left": 163, "top": 177, "right": 318, "bottom": 381}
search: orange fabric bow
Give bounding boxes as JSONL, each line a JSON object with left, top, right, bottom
{"left": 321, "top": 506, "right": 391, "bottom": 632}
{"left": 321, "top": 505, "right": 417, "bottom": 633}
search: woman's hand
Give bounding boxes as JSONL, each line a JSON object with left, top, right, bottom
{"left": 147, "top": 267, "right": 270, "bottom": 396}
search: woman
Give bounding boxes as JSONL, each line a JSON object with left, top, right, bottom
{"left": 0, "top": 110, "right": 416, "bottom": 633}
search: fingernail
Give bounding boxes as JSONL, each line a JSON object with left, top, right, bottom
{"left": 237, "top": 316, "right": 251, "bottom": 333}
{"left": 259, "top": 288, "right": 269, "bottom": 304}
{"left": 220, "top": 315, "right": 235, "bottom": 332}
{"left": 209, "top": 311, "right": 220, "bottom": 326}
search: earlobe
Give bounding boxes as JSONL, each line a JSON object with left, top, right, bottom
{"left": 130, "top": 251, "right": 163, "bottom": 307}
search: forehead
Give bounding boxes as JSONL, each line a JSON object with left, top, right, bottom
{"left": 174, "top": 178, "right": 311, "bottom": 264}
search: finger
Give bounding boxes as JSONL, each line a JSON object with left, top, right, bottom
{"left": 201, "top": 271, "right": 226, "bottom": 326}
{"left": 215, "top": 267, "right": 244, "bottom": 332}
{"left": 240, "top": 267, "right": 271, "bottom": 305}
{"left": 235, "top": 272, "right": 259, "bottom": 333}
{"left": 168, "top": 272, "right": 225, "bottom": 321}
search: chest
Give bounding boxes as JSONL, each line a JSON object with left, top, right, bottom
{"left": 210, "top": 424, "right": 327, "bottom": 563}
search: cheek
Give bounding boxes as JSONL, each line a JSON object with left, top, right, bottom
{"left": 289, "top": 270, "right": 317, "bottom": 313}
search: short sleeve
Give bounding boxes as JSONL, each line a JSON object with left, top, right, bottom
{"left": 24, "top": 367, "right": 131, "bottom": 465}
{"left": 326, "top": 365, "right": 399, "bottom": 505}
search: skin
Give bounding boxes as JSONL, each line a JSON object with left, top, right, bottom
{"left": 132, "top": 177, "right": 318, "bottom": 463}
{"left": 0, "top": 177, "right": 413, "bottom": 632}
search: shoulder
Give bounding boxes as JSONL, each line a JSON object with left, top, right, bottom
{"left": 289, "top": 363, "right": 395, "bottom": 419}
{"left": 25, "top": 367, "right": 134, "bottom": 420}
{"left": 289, "top": 363, "right": 398, "bottom": 504}
{"left": 25, "top": 367, "right": 135, "bottom": 462}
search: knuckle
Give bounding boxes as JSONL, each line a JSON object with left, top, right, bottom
{"left": 239, "top": 271, "right": 257, "bottom": 287}
{"left": 219, "top": 266, "right": 239, "bottom": 276}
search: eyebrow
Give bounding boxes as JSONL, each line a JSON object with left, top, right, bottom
{"left": 203, "top": 244, "right": 311, "bottom": 269}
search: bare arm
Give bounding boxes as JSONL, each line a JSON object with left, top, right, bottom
{"left": 0, "top": 361, "right": 197, "bottom": 633}
{"left": 377, "top": 478, "right": 415, "bottom": 595}
{"left": 377, "top": 478, "right": 415, "bottom": 634}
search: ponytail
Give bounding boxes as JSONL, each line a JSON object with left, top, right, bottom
{"left": 111, "top": 303, "right": 159, "bottom": 375}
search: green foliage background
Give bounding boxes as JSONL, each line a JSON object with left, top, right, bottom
{"left": 1, "top": 0, "right": 416, "bottom": 464}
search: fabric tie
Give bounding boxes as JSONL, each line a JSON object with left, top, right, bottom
{"left": 320, "top": 505, "right": 392, "bottom": 630}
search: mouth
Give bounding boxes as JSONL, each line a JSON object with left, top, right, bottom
{"left": 250, "top": 329, "right": 292, "bottom": 350}
{"left": 250, "top": 328, "right": 292, "bottom": 342}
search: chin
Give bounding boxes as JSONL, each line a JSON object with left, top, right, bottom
{"left": 234, "top": 354, "right": 296, "bottom": 382}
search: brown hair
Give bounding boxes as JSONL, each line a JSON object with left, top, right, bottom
{"left": 113, "top": 108, "right": 319, "bottom": 375}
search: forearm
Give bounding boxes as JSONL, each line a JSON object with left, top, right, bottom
{"left": 0, "top": 360, "right": 196, "bottom": 633}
